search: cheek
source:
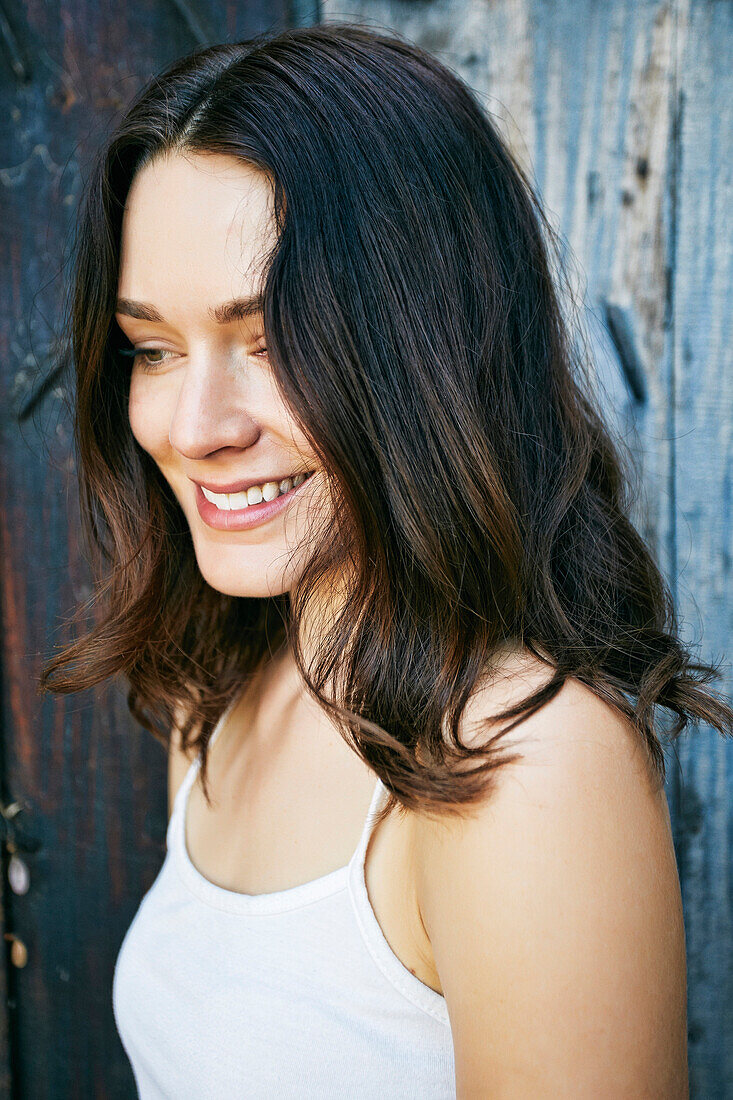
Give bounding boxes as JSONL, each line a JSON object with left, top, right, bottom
{"left": 128, "top": 377, "right": 169, "bottom": 457}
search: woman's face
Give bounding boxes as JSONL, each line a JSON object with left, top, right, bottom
{"left": 117, "top": 151, "right": 326, "bottom": 599}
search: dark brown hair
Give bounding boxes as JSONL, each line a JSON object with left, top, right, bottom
{"left": 40, "top": 22, "right": 733, "bottom": 822}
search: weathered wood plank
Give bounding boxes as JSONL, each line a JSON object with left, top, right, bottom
{"left": 670, "top": 1, "right": 733, "bottom": 1092}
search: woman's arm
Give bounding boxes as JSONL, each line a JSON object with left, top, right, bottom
{"left": 414, "top": 678, "right": 688, "bottom": 1098}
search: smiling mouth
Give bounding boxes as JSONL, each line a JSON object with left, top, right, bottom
{"left": 199, "top": 471, "right": 314, "bottom": 511}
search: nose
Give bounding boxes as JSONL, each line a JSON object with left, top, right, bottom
{"left": 167, "top": 345, "right": 260, "bottom": 459}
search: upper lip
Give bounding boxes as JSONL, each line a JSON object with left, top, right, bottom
{"left": 193, "top": 472, "right": 310, "bottom": 495}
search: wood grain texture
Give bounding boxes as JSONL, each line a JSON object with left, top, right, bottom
{"left": 317, "top": 0, "right": 729, "bottom": 1093}
{"left": 670, "top": 1, "right": 733, "bottom": 1089}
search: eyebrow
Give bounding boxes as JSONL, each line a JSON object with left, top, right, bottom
{"left": 115, "top": 294, "right": 265, "bottom": 325}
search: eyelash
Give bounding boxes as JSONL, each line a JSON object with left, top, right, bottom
{"left": 115, "top": 345, "right": 268, "bottom": 371}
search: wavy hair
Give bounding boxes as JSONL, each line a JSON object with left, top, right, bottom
{"left": 40, "top": 22, "right": 733, "bottom": 820}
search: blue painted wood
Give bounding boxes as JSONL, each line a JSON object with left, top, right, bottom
{"left": 668, "top": 2, "right": 733, "bottom": 1092}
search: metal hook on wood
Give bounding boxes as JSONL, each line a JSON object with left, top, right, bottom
{"left": 601, "top": 299, "right": 648, "bottom": 407}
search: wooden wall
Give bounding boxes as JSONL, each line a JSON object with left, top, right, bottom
{"left": 0, "top": 0, "right": 729, "bottom": 1095}
{"left": 320, "top": 0, "right": 732, "bottom": 1093}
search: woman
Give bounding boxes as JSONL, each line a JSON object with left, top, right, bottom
{"left": 40, "top": 22, "right": 731, "bottom": 1098}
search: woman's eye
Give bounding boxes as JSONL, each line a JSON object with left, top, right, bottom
{"left": 116, "top": 345, "right": 176, "bottom": 371}
{"left": 115, "top": 343, "right": 267, "bottom": 370}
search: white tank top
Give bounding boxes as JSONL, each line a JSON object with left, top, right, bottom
{"left": 112, "top": 703, "right": 456, "bottom": 1098}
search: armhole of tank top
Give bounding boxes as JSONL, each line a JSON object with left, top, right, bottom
{"left": 348, "top": 779, "right": 451, "bottom": 1027}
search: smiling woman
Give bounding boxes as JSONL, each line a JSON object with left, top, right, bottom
{"left": 38, "top": 20, "right": 731, "bottom": 1100}
{"left": 111, "top": 149, "right": 328, "bottom": 588}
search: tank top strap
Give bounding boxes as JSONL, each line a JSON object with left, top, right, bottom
{"left": 165, "top": 694, "right": 239, "bottom": 846}
{"left": 166, "top": 754, "right": 199, "bottom": 849}
{"left": 349, "top": 772, "right": 388, "bottom": 874}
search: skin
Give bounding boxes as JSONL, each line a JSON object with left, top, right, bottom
{"left": 118, "top": 146, "right": 380, "bottom": 891}
{"left": 117, "top": 150, "right": 689, "bottom": 1095}
{"left": 415, "top": 657, "right": 690, "bottom": 1097}
{"left": 117, "top": 150, "right": 330, "bottom": 622}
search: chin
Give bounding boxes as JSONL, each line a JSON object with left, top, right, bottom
{"left": 191, "top": 541, "right": 302, "bottom": 600}
{"left": 199, "top": 571, "right": 291, "bottom": 600}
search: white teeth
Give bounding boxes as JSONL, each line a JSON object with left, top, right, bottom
{"left": 201, "top": 486, "right": 231, "bottom": 509}
{"left": 200, "top": 472, "right": 311, "bottom": 511}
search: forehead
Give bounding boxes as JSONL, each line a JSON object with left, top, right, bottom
{"left": 117, "top": 151, "right": 276, "bottom": 317}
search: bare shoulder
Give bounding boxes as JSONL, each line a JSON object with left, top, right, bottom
{"left": 459, "top": 645, "right": 664, "bottom": 792}
{"left": 412, "top": 648, "right": 688, "bottom": 1097}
